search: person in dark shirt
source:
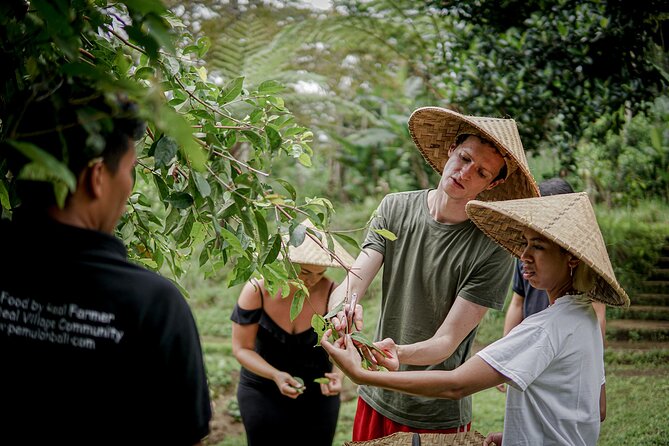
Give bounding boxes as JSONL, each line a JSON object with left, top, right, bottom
{"left": 0, "top": 83, "right": 211, "bottom": 445}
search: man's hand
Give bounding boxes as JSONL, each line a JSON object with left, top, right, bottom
{"left": 332, "top": 301, "right": 364, "bottom": 337}
{"left": 483, "top": 432, "right": 502, "bottom": 446}
{"left": 372, "top": 338, "right": 399, "bottom": 371}
{"left": 273, "top": 371, "right": 303, "bottom": 399}
{"left": 321, "top": 329, "right": 365, "bottom": 383}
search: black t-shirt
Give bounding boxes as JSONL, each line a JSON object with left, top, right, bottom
{"left": 0, "top": 218, "right": 211, "bottom": 445}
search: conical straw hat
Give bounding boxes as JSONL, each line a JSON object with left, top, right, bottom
{"left": 287, "top": 219, "right": 356, "bottom": 269}
{"left": 408, "top": 107, "right": 539, "bottom": 202}
{"left": 465, "top": 192, "right": 629, "bottom": 307}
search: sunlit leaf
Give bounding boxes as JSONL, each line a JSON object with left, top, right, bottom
{"left": 220, "top": 76, "right": 245, "bottom": 104}
{"left": 372, "top": 228, "right": 397, "bottom": 241}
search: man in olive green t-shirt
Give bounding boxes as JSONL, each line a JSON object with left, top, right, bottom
{"left": 328, "top": 107, "right": 539, "bottom": 440}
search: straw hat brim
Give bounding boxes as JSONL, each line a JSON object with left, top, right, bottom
{"left": 465, "top": 193, "right": 629, "bottom": 307}
{"left": 287, "top": 220, "right": 356, "bottom": 269}
{"left": 408, "top": 107, "right": 539, "bottom": 202}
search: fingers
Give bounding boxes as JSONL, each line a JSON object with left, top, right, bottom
{"left": 320, "top": 372, "right": 342, "bottom": 396}
{"left": 353, "top": 304, "right": 364, "bottom": 331}
{"left": 483, "top": 432, "right": 502, "bottom": 446}
{"left": 279, "top": 380, "right": 301, "bottom": 399}
{"left": 321, "top": 329, "right": 333, "bottom": 351}
{"left": 332, "top": 311, "right": 347, "bottom": 333}
{"left": 346, "top": 293, "right": 358, "bottom": 333}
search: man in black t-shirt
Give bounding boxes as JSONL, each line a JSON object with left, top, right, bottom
{"left": 0, "top": 85, "right": 211, "bottom": 445}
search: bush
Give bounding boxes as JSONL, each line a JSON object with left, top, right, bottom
{"left": 575, "top": 96, "right": 669, "bottom": 207}
{"left": 597, "top": 200, "right": 669, "bottom": 293}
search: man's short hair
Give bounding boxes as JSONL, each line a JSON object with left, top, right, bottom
{"left": 5, "top": 81, "right": 145, "bottom": 209}
{"left": 454, "top": 133, "right": 507, "bottom": 182}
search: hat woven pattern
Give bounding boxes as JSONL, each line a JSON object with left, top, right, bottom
{"left": 287, "top": 220, "right": 356, "bottom": 269}
{"left": 343, "top": 431, "right": 486, "bottom": 446}
{"left": 408, "top": 107, "right": 538, "bottom": 202}
{"left": 465, "top": 192, "right": 629, "bottom": 307}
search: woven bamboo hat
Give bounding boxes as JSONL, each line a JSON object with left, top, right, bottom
{"left": 408, "top": 107, "right": 539, "bottom": 202}
{"left": 287, "top": 219, "right": 356, "bottom": 269}
{"left": 344, "top": 431, "right": 486, "bottom": 446}
{"left": 465, "top": 192, "right": 629, "bottom": 307}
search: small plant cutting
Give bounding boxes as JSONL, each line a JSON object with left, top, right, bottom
{"left": 311, "top": 293, "right": 388, "bottom": 372}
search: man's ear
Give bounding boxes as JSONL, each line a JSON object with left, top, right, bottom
{"left": 84, "top": 162, "right": 106, "bottom": 199}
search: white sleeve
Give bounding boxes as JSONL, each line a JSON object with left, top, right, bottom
{"left": 477, "top": 322, "right": 556, "bottom": 391}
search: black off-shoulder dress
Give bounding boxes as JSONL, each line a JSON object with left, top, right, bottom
{"left": 230, "top": 282, "right": 341, "bottom": 446}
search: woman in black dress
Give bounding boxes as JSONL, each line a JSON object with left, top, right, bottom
{"left": 231, "top": 220, "right": 356, "bottom": 446}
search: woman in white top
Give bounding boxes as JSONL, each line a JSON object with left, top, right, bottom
{"left": 322, "top": 192, "right": 630, "bottom": 446}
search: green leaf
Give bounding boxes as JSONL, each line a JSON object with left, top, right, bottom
{"left": 152, "top": 174, "right": 170, "bottom": 202}
{"left": 0, "top": 180, "right": 10, "bottom": 210}
{"left": 174, "top": 213, "right": 194, "bottom": 244}
{"left": 220, "top": 227, "right": 244, "bottom": 255}
{"left": 135, "top": 66, "right": 156, "bottom": 80}
{"left": 199, "top": 245, "right": 210, "bottom": 267}
{"left": 254, "top": 210, "right": 269, "bottom": 246}
{"left": 350, "top": 332, "right": 387, "bottom": 358}
{"left": 314, "top": 377, "right": 330, "bottom": 384}
{"left": 290, "top": 292, "right": 305, "bottom": 322}
{"left": 266, "top": 125, "right": 282, "bottom": 151}
{"left": 258, "top": 80, "right": 285, "bottom": 94}
{"left": 220, "top": 76, "right": 245, "bottom": 104}
{"left": 324, "top": 301, "right": 344, "bottom": 320}
{"left": 262, "top": 234, "right": 282, "bottom": 266}
{"left": 228, "top": 257, "right": 254, "bottom": 287}
{"left": 166, "top": 192, "right": 194, "bottom": 209}
{"left": 192, "top": 171, "right": 211, "bottom": 198}
{"left": 242, "top": 130, "right": 265, "bottom": 150}
{"left": 275, "top": 178, "right": 296, "bottom": 201}
{"left": 291, "top": 376, "right": 305, "bottom": 393}
{"left": 333, "top": 232, "right": 360, "bottom": 252}
{"left": 154, "top": 136, "right": 179, "bottom": 168}
{"left": 289, "top": 223, "right": 307, "bottom": 247}
{"left": 157, "top": 104, "right": 206, "bottom": 171}
{"left": 372, "top": 228, "right": 397, "bottom": 241}
{"left": 298, "top": 153, "right": 312, "bottom": 167}
{"left": 311, "top": 314, "right": 327, "bottom": 335}
{"left": 8, "top": 141, "right": 76, "bottom": 193}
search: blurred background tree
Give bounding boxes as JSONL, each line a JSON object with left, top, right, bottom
{"left": 175, "top": 0, "right": 668, "bottom": 205}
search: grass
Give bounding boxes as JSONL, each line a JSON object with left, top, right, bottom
{"left": 190, "top": 277, "right": 669, "bottom": 446}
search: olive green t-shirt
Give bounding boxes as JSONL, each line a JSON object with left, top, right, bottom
{"left": 358, "top": 189, "right": 513, "bottom": 429}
